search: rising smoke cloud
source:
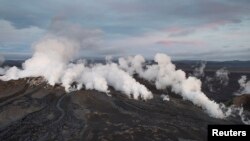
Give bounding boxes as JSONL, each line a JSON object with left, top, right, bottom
{"left": 215, "top": 68, "right": 229, "bottom": 86}
{"left": 0, "top": 22, "right": 243, "bottom": 119}
{"left": 0, "top": 23, "right": 153, "bottom": 100}
{"left": 204, "top": 68, "right": 229, "bottom": 92}
{"left": 237, "top": 75, "right": 250, "bottom": 94}
{"left": 193, "top": 61, "right": 206, "bottom": 78}
{"left": 118, "top": 54, "right": 225, "bottom": 118}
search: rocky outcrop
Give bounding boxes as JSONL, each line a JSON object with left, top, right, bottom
{"left": 233, "top": 94, "right": 250, "bottom": 111}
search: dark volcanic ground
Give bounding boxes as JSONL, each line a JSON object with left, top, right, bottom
{"left": 0, "top": 61, "right": 250, "bottom": 141}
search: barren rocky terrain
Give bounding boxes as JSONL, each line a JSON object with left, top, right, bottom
{"left": 0, "top": 70, "right": 249, "bottom": 141}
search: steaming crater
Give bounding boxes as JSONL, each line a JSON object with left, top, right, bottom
{"left": 0, "top": 52, "right": 226, "bottom": 118}
{"left": 0, "top": 70, "right": 249, "bottom": 140}
{"left": 0, "top": 27, "right": 250, "bottom": 140}
{"left": 0, "top": 33, "right": 247, "bottom": 119}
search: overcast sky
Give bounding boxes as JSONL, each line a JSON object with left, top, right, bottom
{"left": 0, "top": 0, "right": 250, "bottom": 60}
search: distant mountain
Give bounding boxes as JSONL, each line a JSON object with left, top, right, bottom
{"left": 173, "top": 60, "right": 250, "bottom": 71}
{"left": 1, "top": 59, "right": 250, "bottom": 72}
{"left": 1, "top": 60, "right": 25, "bottom": 68}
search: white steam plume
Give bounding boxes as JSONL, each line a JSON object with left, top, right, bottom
{"left": 119, "top": 53, "right": 225, "bottom": 118}
{"left": 204, "top": 76, "right": 213, "bottom": 91}
{"left": 193, "top": 61, "right": 206, "bottom": 78}
{"left": 0, "top": 23, "right": 153, "bottom": 100}
{"left": 1, "top": 36, "right": 78, "bottom": 84}
{"left": 237, "top": 75, "right": 250, "bottom": 94}
{"left": 215, "top": 68, "right": 229, "bottom": 86}
{"left": 0, "top": 20, "right": 243, "bottom": 119}
{"left": 118, "top": 55, "right": 145, "bottom": 76}
{"left": 60, "top": 62, "right": 153, "bottom": 100}
{"left": 91, "top": 63, "right": 152, "bottom": 100}
{"left": 204, "top": 68, "right": 229, "bottom": 92}
{"left": 161, "top": 94, "right": 170, "bottom": 101}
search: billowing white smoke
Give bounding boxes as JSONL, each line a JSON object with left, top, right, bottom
{"left": 119, "top": 54, "right": 225, "bottom": 118}
{"left": 193, "top": 61, "right": 206, "bottom": 78}
{"left": 238, "top": 75, "right": 250, "bottom": 94}
{"left": 60, "top": 62, "right": 153, "bottom": 100}
{"left": 239, "top": 108, "right": 250, "bottom": 125}
{"left": 0, "top": 23, "right": 153, "bottom": 100}
{"left": 161, "top": 94, "right": 170, "bottom": 101}
{"left": 1, "top": 36, "right": 78, "bottom": 84}
{"left": 204, "top": 68, "right": 229, "bottom": 92}
{"left": 92, "top": 63, "right": 152, "bottom": 100}
{"left": 119, "top": 55, "right": 145, "bottom": 76}
{"left": 0, "top": 20, "right": 243, "bottom": 119}
{"left": 220, "top": 105, "right": 250, "bottom": 125}
{"left": 215, "top": 68, "right": 229, "bottom": 86}
{"left": 1, "top": 20, "right": 102, "bottom": 83}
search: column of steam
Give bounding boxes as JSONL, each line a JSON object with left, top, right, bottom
{"left": 119, "top": 53, "right": 226, "bottom": 118}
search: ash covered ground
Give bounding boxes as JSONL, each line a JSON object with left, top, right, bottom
{"left": 0, "top": 60, "right": 249, "bottom": 141}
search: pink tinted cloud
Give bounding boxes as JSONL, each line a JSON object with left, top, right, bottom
{"left": 156, "top": 40, "right": 205, "bottom": 46}
{"left": 164, "top": 27, "right": 195, "bottom": 37}
{"left": 164, "top": 19, "right": 239, "bottom": 37}
{"left": 200, "top": 20, "right": 228, "bottom": 30}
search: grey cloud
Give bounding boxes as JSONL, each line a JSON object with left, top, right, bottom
{"left": 1, "top": 0, "right": 249, "bottom": 31}
{"left": 0, "top": 0, "right": 250, "bottom": 61}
